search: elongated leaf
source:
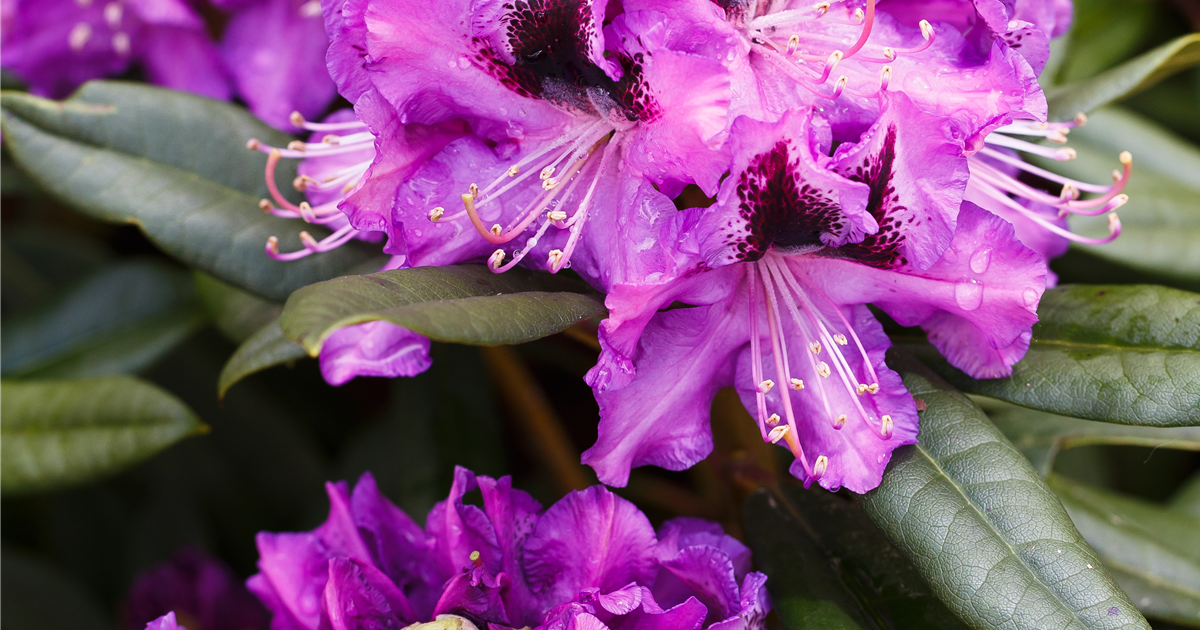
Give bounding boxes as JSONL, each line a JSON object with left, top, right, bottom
{"left": 857, "top": 351, "right": 1149, "bottom": 630}
{"left": 280, "top": 265, "right": 606, "bottom": 353}
{"left": 904, "top": 284, "right": 1200, "bottom": 427}
{"left": 986, "top": 402, "right": 1200, "bottom": 476}
{"left": 1047, "top": 474, "right": 1200, "bottom": 627}
{"left": 744, "top": 483, "right": 969, "bottom": 629}
{"left": 195, "top": 271, "right": 282, "bottom": 343}
{"left": 1, "top": 261, "right": 204, "bottom": 378}
{"left": 1048, "top": 34, "right": 1200, "bottom": 120}
{"left": 1171, "top": 472, "right": 1200, "bottom": 520}
{"left": 0, "top": 82, "right": 376, "bottom": 300}
{"left": 1, "top": 376, "right": 207, "bottom": 495}
{"left": 217, "top": 318, "right": 308, "bottom": 398}
{"left": 1, "top": 546, "right": 111, "bottom": 630}
{"left": 1034, "top": 108, "right": 1200, "bottom": 283}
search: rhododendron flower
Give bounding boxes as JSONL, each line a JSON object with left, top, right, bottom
{"left": 196, "top": 468, "right": 770, "bottom": 630}
{"left": 1, "top": 0, "right": 230, "bottom": 99}
{"left": 321, "top": 0, "right": 737, "bottom": 275}
{"left": 578, "top": 100, "right": 1048, "bottom": 491}
{"left": 125, "top": 546, "right": 268, "bottom": 630}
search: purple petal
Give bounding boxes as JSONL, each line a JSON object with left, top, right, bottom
{"left": 138, "top": 25, "right": 232, "bottom": 100}
{"left": 321, "top": 0, "right": 372, "bottom": 103}
{"left": 707, "top": 573, "right": 770, "bottom": 630}
{"left": 432, "top": 567, "right": 513, "bottom": 625}
{"left": 144, "top": 612, "right": 184, "bottom": 630}
{"left": 318, "top": 320, "right": 433, "bottom": 386}
{"left": 476, "top": 474, "right": 544, "bottom": 621}
{"left": 596, "top": 583, "right": 643, "bottom": 615}
{"left": 124, "top": 546, "right": 268, "bottom": 630}
{"left": 426, "top": 468, "right": 503, "bottom": 579}
{"left": 604, "top": 596, "right": 707, "bottom": 630}
{"left": 655, "top": 519, "right": 751, "bottom": 580}
{"left": 323, "top": 557, "right": 418, "bottom": 629}
{"left": 655, "top": 545, "right": 741, "bottom": 623}
{"left": 523, "top": 486, "right": 659, "bottom": 604}
{"left": 219, "top": 0, "right": 337, "bottom": 129}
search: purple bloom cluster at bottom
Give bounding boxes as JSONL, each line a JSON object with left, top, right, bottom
{"left": 144, "top": 468, "right": 769, "bottom": 630}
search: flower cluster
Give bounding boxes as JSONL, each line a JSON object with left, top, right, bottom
{"left": 247, "top": 0, "right": 1130, "bottom": 492}
{"left": 142, "top": 469, "right": 770, "bottom": 630}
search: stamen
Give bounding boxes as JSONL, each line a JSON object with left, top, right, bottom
{"left": 842, "top": 0, "right": 875, "bottom": 59}
{"left": 833, "top": 414, "right": 846, "bottom": 429}
{"left": 547, "top": 210, "right": 567, "bottom": 222}
{"left": 469, "top": 550, "right": 483, "bottom": 568}
{"left": 488, "top": 249, "right": 506, "bottom": 269}
{"left": 768, "top": 425, "right": 789, "bottom": 444}
{"left": 757, "top": 379, "right": 775, "bottom": 394}
{"left": 428, "top": 206, "right": 445, "bottom": 222}
{"left": 507, "top": 165, "right": 520, "bottom": 177}
{"left": 766, "top": 413, "right": 781, "bottom": 427}
{"left": 817, "top": 362, "right": 831, "bottom": 378}
{"left": 490, "top": 224, "right": 502, "bottom": 236}
{"left": 813, "top": 455, "right": 829, "bottom": 478}
{"left": 547, "top": 249, "right": 564, "bottom": 269}
{"left": 833, "top": 334, "right": 847, "bottom": 345}
{"left": 856, "top": 383, "right": 868, "bottom": 395}
{"left": 791, "top": 378, "right": 804, "bottom": 390}
{"left": 880, "top": 415, "right": 894, "bottom": 439}
{"left": 809, "top": 341, "right": 821, "bottom": 354}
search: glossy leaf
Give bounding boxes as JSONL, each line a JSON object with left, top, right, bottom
{"left": 1039, "top": 108, "right": 1200, "bottom": 284}
{"left": 279, "top": 265, "right": 607, "bottom": 354}
{"left": 1, "top": 376, "right": 207, "bottom": 495}
{"left": 743, "top": 482, "right": 969, "bottom": 629}
{"left": 195, "top": 272, "right": 282, "bottom": 343}
{"left": 857, "top": 351, "right": 1149, "bottom": 630}
{"left": 1, "top": 261, "right": 204, "bottom": 378}
{"left": 987, "top": 402, "right": 1200, "bottom": 476}
{"left": 1048, "top": 34, "right": 1200, "bottom": 120}
{"left": 217, "top": 318, "right": 308, "bottom": 398}
{"left": 0, "top": 82, "right": 377, "bottom": 300}
{"left": 1047, "top": 474, "right": 1200, "bottom": 627}
{"left": 904, "top": 284, "right": 1200, "bottom": 427}
{"left": 1, "top": 546, "right": 111, "bottom": 630}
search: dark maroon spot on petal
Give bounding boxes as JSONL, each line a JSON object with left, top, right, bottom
{"left": 825, "top": 125, "right": 908, "bottom": 269}
{"left": 726, "top": 140, "right": 845, "bottom": 262}
{"left": 613, "top": 52, "right": 661, "bottom": 123}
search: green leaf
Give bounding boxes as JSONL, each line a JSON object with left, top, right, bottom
{"left": 1, "top": 376, "right": 207, "bottom": 495}
{"left": 1170, "top": 472, "right": 1200, "bottom": 521}
{"left": 1047, "top": 474, "right": 1200, "bottom": 627}
{"left": 217, "top": 318, "right": 308, "bottom": 398}
{"left": 1043, "top": 108, "right": 1200, "bottom": 284}
{"left": 280, "top": 265, "right": 607, "bottom": 354}
{"left": 0, "top": 82, "right": 377, "bottom": 300}
{"left": 195, "top": 271, "right": 282, "bottom": 343}
{"left": 903, "top": 284, "right": 1200, "bottom": 427}
{"left": 986, "top": 402, "right": 1200, "bottom": 476}
{"left": 1, "top": 261, "right": 204, "bottom": 378}
{"left": 1, "top": 546, "right": 111, "bottom": 630}
{"left": 743, "top": 482, "right": 969, "bottom": 629}
{"left": 1048, "top": 34, "right": 1200, "bottom": 120}
{"left": 857, "top": 351, "right": 1149, "bottom": 630}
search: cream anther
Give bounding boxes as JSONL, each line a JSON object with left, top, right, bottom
{"left": 919, "top": 19, "right": 933, "bottom": 39}
{"left": 786, "top": 34, "right": 800, "bottom": 56}
{"left": 791, "top": 378, "right": 804, "bottom": 390}
{"left": 766, "top": 413, "right": 781, "bottom": 427}
{"left": 1047, "top": 130, "right": 1068, "bottom": 143}
{"left": 809, "top": 341, "right": 821, "bottom": 354}
{"left": 882, "top": 47, "right": 895, "bottom": 61}
{"left": 833, "top": 334, "right": 848, "bottom": 345}
{"left": 833, "top": 414, "right": 846, "bottom": 429}
{"left": 246, "top": 139, "right": 262, "bottom": 150}
{"left": 767, "top": 425, "right": 790, "bottom": 444}
{"left": 287, "top": 141, "right": 306, "bottom": 152}
{"left": 1054, "top": 147, "right": 1077, "bottom": 161}
{"left": 757, "top": 379, "right": 775, "bottom": 394}
{"left": 866, "top": 383, "right": 879, "bottom": 394}
{"left": 290, "top": 111, "right": 306, "bottom": 127}
{"left": 1108, "top": 212, "right": 1122, "bottom": 234}
{"left": 321, "top": 135, "right": 341, "bottom": 145}
{"left": 298, "top": 201, "right": 316, "bottom": 222}
{"left": 104, "top": 2, "right": 122, "bottom": 28}
{"left": 1075, "top": 112, "right": 1088, "bottom": 126}
{"left": 68, "top": 23, "right": 92, "bottom": 52}
{"left": 266, "top": 236, "right": 280, "bottom": 254}
{"left": 547, "top": 210, "right": 567, "bottom": 222}
{"left": 880, "top": 415, "right": 894, "bottom": 438}
{"left": 1059, "top": 183, "right": 1078, "bottom": 201}
{"left": 813, "top": 455, "right": 829, "bottom": 477}
{"left": 258, "top": 199, "right": 273, "bottom": 212}
{"left": 469, "top": 183, "right": 479, "bottom": 199}
{"left": 1119, "top": 151, "right": 1132, "bottom": 165}
{"left": 428, "top": 206, "right": 445, "bottom": 222}
{"left": 539, "top": 166, "right": 556, "bottom": 180}
{"left": 817, "top": 362, "right": 831, "bottom": 378}
{"left": 813, "top": 2, "right": 830, "bottom": 16}
{"left": 547, "top": 249, "right": 564, "bottom": 268}
{"left": 293, "top": 175, "right": 317, "bottom": 191}
{"left": 299, "top": 231, "right": 319, "bottom": 249}
{"left": 542, "top": 178, "right": 559, "bottom": 191}
{"left": 507, "top": 165, "right": 520, "bottom": 177}
{"left": 853, "top": 7, "right": 864, "bottom": 22}
{"left": 856, "top": 383, "right": 868, "bottom": 395}
{"left": 489, "top": 249, "right": 506, "bottom": 268}
{"left": 490, "top": 224, "right": 503, "bottom": 236}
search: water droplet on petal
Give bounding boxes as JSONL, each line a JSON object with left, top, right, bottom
{"left": 1023, "top": 287, "right": 1039, "bottom": 307}
{"left": 954, "top": 280, "right": 984, "bottom": 311}
{"left": 969, "top": 246, "right": 992, "bottom": 274}
{"left": 457, "top": 55, "right": 470, "bottom": 69}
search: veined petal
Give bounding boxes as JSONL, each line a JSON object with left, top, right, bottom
{"left": 323, "top": 557, "right": 418, "bottom": 630}
{"left": 318, "top": 321, "right": 433, "bottom": 386}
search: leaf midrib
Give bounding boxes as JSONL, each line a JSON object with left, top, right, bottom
{"left": 1029, "top": 338, "right": 1200, "bottom": 354}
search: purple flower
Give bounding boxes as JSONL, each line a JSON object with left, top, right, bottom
{"left": 124, "top": 546, "right": 268, "bottom": 630}
{"left": 212, "top": 0, "right": 338, "bottom": 129}
{"left": 321, "top": 0, "right": 737, "bottom": 274}
{"left": 1, "top": 0, "right": 230, "bottom": 100}
{"left": 577, "top": 99, "right": 1048, "bottom": 491}
{"left": 244, "top": 468, "right": 769, "bottom": 630}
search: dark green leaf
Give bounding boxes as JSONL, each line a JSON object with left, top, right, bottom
{"left": 195, "top": 271, "right": 282, "bottom": 343}
{"left": 280, "top": 265, "right": 607, "bottom": 353}
{"left": 986, "top": 402, "right": 1200, "bottom": 476}
{"left": 0, "top": 82, "right": 377, "bottom": 300}
{"left": 1, "top": 260, "right": 204, "bottom": 378}
{"left": 217, "top": 318, "right": 308, "bottom": 398}
{"left": 1047, "top": 474, "right": 1200, "bottom": 627}
{"left": 1035, "top": 108, "right": 1200, "bottom": 283}
{"left": 743, "top": 483, "right": 969, "bottom": 630}
{"left": 857, "top": 351, "right": 1149, "bottom": 629}
{"left": 903, "top": 284, "right": 1200, "bottom": 427}
{"left": 1170, "top": 472, "right": 1200, "bottom": 521}
{"left": 0, "top": 546, "right": 111, "bottom": 630}
{"left": 1, "top": 376, "right": 207, "bottom": 495}
{"left": 1049, "top": 34, "right": 1200, "bottom": 120}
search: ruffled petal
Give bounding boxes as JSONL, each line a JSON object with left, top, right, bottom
{"left": 425, "top": 468, "right": 503, "bottom": 580}
{"left": 318, "top": 320, "right": 433, "bottom": 386}
{"left": 433, "top": 567, "right": 513, "bottom": 626}
{"left": 145, "top": 612, "right": 185, "bottom": 630}
{"left": 707, "top": 572, "right": 770, "bottom": 630}
{"left": 323, "top": 557, "right": 418, "bottom": 629}
{"left": 322, "top": 0, "right": 373, "bottom": 103}
{"left": 523, "top": 486, "right": 659, "bottom": 604}
{"left": 476, "top": 474, "right": 544, "bottom": 621}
